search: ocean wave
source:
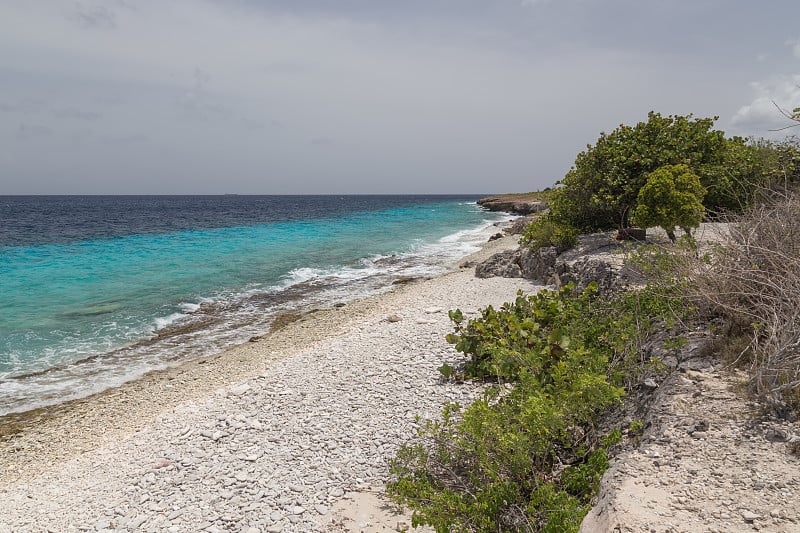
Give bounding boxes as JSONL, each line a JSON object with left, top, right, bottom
{"left": 0, "top": 208, "right": 512, "bottom": 416}
{"left": 179, "top": 302, "right": 201, "bottom": 313}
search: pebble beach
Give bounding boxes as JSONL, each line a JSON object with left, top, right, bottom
{"left": 0, "top": 233, "right": 539, "bottom": 532}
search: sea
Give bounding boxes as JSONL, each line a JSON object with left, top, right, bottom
{"left": 0, "top": 195, "right": 511, "bottom": 416}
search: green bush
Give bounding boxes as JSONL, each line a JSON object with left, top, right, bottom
{"left": 444, "top": 287, "right": 595, "bottom": 381}
{"left": 550, "top": 112, "right": 727, "bottom": 231}
{"left": 520, "top": 217, "right": 579, "bottom": 252}
{"left": 389, "top": 283, "right": 690, "bottom": 532}
{"left": 630, "top": 164, "right": 706, "bottom": 242}
{"left": 389, "top": 286, "right": 629, "bottom": 532}
{"left": 548, "top": 112, "right": 800, "bottom": 232}
{"left": 444, "top": 285, "right": 679, "bottom": 384}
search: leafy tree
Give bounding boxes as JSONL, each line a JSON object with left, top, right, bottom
{"left": 550, "top": 112, "right": 729, "bottom": 231}
{"left": 630, "top": 164, "right": 706, "bottom": 242}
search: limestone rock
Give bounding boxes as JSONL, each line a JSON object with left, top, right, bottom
{"left": 474, "top": 250, "right": 522, "bottom": 279}
{"left": 764, "top": 427, "right": 788, "bottom": 442}
{"left": 642, "top": 378, "right": 659, "bottom": 390}
{"left": 474, "top": 231, "right": 642, "bottom": 294}
{"left": 554, "top": 256, "right": 617, "bottom": 293}
{"left": 505, "top": 215, "right": 538, "bottom": 235}
{"left": 518, "top": 246, "right": 558, "bottom": 281}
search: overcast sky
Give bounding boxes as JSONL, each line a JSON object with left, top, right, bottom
{"left": 2, "top": 1, "right": 799, "bottom": 194}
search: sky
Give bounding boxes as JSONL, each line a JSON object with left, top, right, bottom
{"left": 1, "top": 1, "right": 799, "bottom": 195}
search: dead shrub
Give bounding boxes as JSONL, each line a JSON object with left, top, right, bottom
{"left": 687, "top": 191, "right": 800, "bottom": 411}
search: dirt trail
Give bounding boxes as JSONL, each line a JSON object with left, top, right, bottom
{"left": 582, "top": 364, "right": 800, "bottom": 533}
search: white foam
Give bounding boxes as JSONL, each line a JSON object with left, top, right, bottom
{"left": 283, "top": 267, "right": 330, "bottom": 285}
{"left": 437, "top": 219, "right": 502, "bottom": 243}
{"left": 282, "top": 263, "right": 389, "bottom": 287}
{"left": 0, "top": 208, "right": 516, "bottom": 416}
{"left": 403, "top": 214, "right": 513, "bottom": 265}
{"left": 153, "top": 312, "right": 187, "bottom": 331}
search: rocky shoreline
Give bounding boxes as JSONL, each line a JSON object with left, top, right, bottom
{"left": 0, "top": 233, "right": 539, "bottom": 532}
{"left": 4, "top": 205, "right": 800, "bottom": 532}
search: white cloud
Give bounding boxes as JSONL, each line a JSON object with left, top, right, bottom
{"left": 731, "top": 75, "right": 800, "bottom": 135}
{"left": 729, "top": 37, "right": 800, "bottom": 137}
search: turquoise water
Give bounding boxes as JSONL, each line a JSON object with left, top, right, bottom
{"left": 0, "top": 197, "right": 508, "bottom": 414}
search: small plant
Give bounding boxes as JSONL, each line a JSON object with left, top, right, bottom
{"left": 520, "top": 216, "right": 579, "bottom": 252}
{"left": 628, "top": 420, "right": 644, "bottom": 434}
{"left": 390, "top": 281, "right": 690, "bottom": 531}
{"left": 437, "top": 364, "right": 456, "bottom": 381}
{"left": 627, "top": 420, "right": 645, "bottom": 447}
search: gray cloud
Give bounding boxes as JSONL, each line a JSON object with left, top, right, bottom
{"left": 53, "top": 107, "right": 102, "bottom": 121}
{"left": 310, "top": 137, "right": 335, "bottom": 147}
{"left": 15, "top": 123, "right": 54, "bottom": 141}
{"left": 72, "top": 3, "right": 116, "bottom": 30}
{"left": 731, "top": 87, "right": 800, "bottom": 135}
{"left": 1, "top": 99, "right": 47, "bottom": 114}
{"left": 1, "top": 0, "right": 800, "bottom": 194}
{"left": 70, "top": 1, "right": 136, "bottom": 30}
{"left": 102, "top": 134, "right": 148, "bottom": 145}
{"left": 787, "top": 39, "right": 800, "bottom": 60}
{"left": 730, "top": 38, "right": 800, "bottom": 138}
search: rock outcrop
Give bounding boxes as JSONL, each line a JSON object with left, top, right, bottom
{"left": 475, "top": 250, "right": 523, "bottom": 278}
{"left": 475, "top": 231, "right": 641, "bottom": 293}
{"left": 504, "top": 215, "right": 539, "bottom": 235}
{"left": 477, "top": 194, "right": 548, "bottom": 216}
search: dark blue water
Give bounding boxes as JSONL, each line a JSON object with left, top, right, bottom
{"left": 0, "top": 195, "right": 509, "bottom": 415}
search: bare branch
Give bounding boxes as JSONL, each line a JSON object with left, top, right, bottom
{"left": 769, "top": 100, "right": 800, "bottom": 132}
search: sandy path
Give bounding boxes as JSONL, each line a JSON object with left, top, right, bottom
{"left": 581, "top": 361, "right": 800, "bottom": 533}
{"left": 0, "top": 234, "right": 539, "bottom": 532}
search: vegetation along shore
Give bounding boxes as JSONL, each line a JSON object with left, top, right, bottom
{"left": 3, "top": 111, "right": 800, "bottom": 532}
{"left": 386, "top": 111, "right": 800, "bottom": 532}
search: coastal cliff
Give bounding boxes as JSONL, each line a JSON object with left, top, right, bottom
{"left": 476, "top": 193, "right": 548, "bottom": 215}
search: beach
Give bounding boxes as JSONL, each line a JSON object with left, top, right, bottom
{"left": 5, "top": 221, "right": 800, "bottom": 533}
{"left": 0, "top": 233, "right": 539, "bottom": 532}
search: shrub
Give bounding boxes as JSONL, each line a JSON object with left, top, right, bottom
{"left": 550, "top": 112, "right": 728, "bottom": 231}
{"left": 548, "top": 113, "right": 800, "bottom": 232}
{"left": 387, "top": 284, "right": 684, "bottom": 532}
{"left": 630, "top": 164, "right": 706, "bottom": 242}
{"left": 520, "top": 217, "right": 579, "bottom": 253}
